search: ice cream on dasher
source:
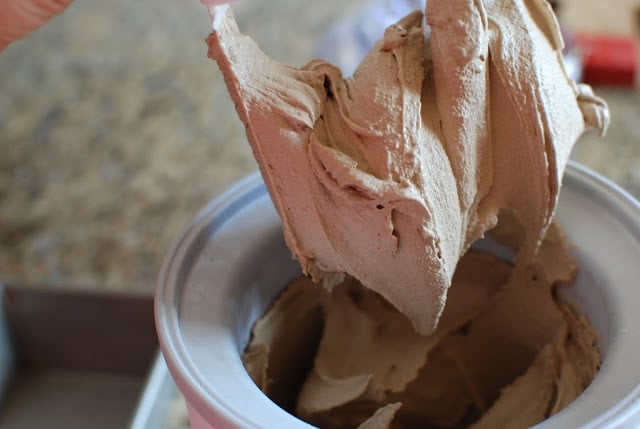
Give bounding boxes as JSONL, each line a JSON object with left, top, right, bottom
{"left": 202, "top": 0, "right": 609, "bottom": 427}
{"left": 205, "top": 0, "right": 608, "bottom": 334}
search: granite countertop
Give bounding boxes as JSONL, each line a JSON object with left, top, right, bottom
{"left": 1, "top": 0, "right": 639, "bottom": 293}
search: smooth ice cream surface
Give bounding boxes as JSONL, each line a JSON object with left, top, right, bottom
{"left": 205, "top": 0, "right": 608, "bottom": 427}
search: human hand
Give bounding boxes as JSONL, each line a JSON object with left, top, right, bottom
{"left": 0, "top": 0, "right": 74, "bottom": 52}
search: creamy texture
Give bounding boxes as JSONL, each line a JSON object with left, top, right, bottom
{"left": 206, "top": 0, "right": 608, "bottom": 335}
{"left": 205, "top": 0, "right": 608, "bottom": 427}
{"left": 243, "top": 224, "right": 601, "bottom": 428}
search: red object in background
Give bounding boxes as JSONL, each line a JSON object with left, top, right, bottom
{"left": 574, "top": 33, "right": 638, "bottom": 87}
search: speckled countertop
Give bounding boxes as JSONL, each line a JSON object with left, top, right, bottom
{"left": 1, "top": 0, "right": 639, "bottom": 293}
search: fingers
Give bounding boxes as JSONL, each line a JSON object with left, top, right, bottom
{"left": 0, "top": 0, "right": 74, "bottom": 51}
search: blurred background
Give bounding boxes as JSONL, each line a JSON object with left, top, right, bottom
{"left": 0, "top": 0, "right": 639, "bottom": 301}
{"left": 0, "top": 0, "right": 351, "bottom": 292}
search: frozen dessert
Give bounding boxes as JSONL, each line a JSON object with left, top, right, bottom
{"left": 244, "top": 224, "right": 600, "bottom": 428}
{"left": 205, "top": 0, "right": 608, "bottom": 335}
{"left": 203, "top": 0, "right": 609, "bottom": 427}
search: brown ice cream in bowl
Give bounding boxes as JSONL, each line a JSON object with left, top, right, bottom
{"left": 155, "top": 1, "right": 640, "bottom": 428}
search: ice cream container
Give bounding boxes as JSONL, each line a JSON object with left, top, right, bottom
{"left": 155, "top": 161, "right": 640, "bottom": 429}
